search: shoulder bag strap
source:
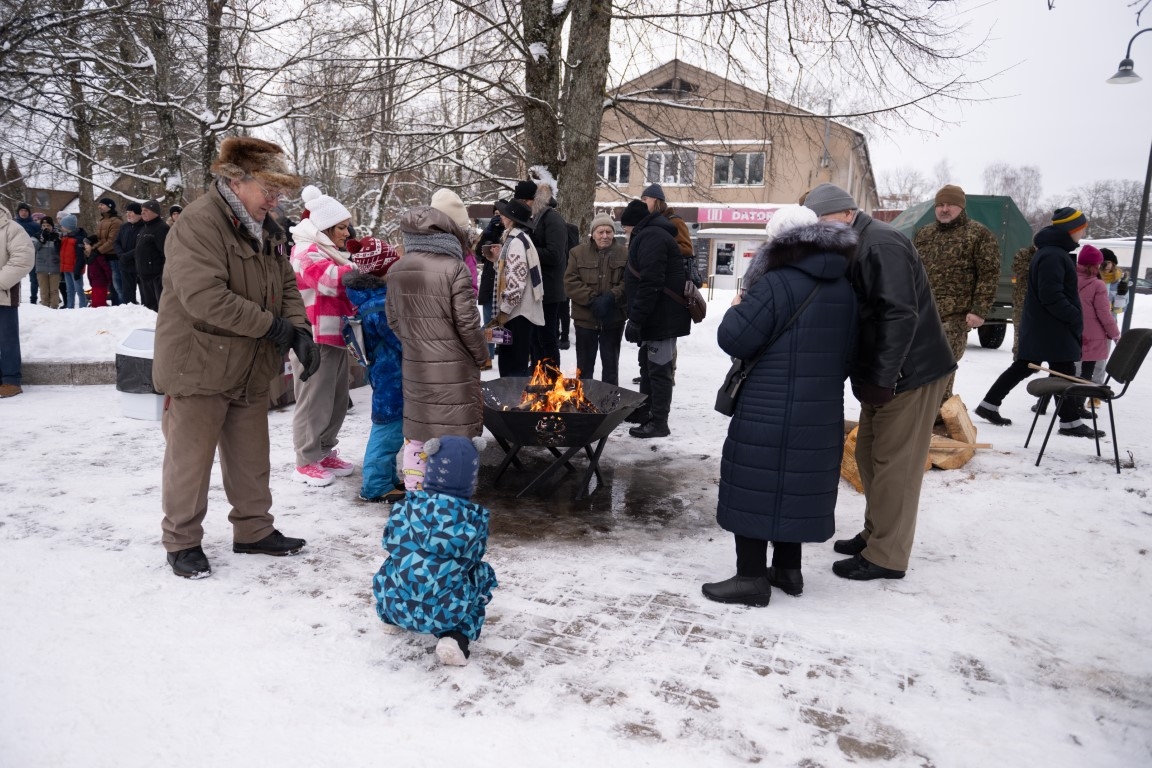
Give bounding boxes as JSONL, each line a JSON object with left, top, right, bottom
{"left": 627, "top": 260, "right": 688, "bottom": 306}
{"left": 741, "top": 282, "right": 822, "bottom": 370}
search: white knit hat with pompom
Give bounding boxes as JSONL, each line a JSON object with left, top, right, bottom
{"left": 301, "top": 185, "right": 352, "bottom": 232}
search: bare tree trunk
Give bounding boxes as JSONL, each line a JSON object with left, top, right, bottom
{"left": 556, "top": 0, "right": 612, "bottom": 232}
{"left": 201, "top": 0, "right": 225, "bottom": 189}
{"left": 520, "top": 0, "right": 566, "bottom": 176}
{"left": 145, "top": 0, "right": 184, "bottom": 206}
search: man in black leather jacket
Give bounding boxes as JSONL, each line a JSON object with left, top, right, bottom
{"left": 804, "top": 183, "right": 954, "bottom": 582}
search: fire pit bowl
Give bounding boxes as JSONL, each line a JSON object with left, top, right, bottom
{"left": 481, "top": 377, "right": 647, "bottom": 499}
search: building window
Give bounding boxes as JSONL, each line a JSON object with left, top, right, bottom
{"left": 646, "top": 150, "right": 695, "bottom": 186}
{"left": 597, "top": 153, "right": 630, "bottom": 185}
{"left": 34, "top": 190, "right": 50, "bottom": 208}
{"left": 714, "top": 153, "right": 765, "bottom": 186}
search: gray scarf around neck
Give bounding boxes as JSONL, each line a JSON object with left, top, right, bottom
{"left": 217, "top": 178, "right": 264, "bottom": 246}
{"left": 402, "top": 230, "right": 462, "bottom": 259}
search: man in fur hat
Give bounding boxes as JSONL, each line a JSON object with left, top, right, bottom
{"left": 152, "top": 136, "right": 319, "bottom": 579}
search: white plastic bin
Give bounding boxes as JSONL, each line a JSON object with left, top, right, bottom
{"left": 116, "top": 328, "right": 164, "bottom": 420}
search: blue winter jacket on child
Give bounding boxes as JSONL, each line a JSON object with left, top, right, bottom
{"left": 343, "top": 271, "right": 403, "bottom": 424}
{"left": 372, "top": 490, "right": 498, "bottom": 640}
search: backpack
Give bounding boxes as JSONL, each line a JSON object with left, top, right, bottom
{"left": 566, "top": 222, "right": 580, "bottom": 254}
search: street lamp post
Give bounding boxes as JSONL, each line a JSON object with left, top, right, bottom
{"left": 1107, "top": 27, "right": 1152, "bottom": 334}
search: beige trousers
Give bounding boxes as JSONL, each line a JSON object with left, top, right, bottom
{"left": 854, "top": 375, "right": 949, "bottom": 571}
{"left": 160, "top": 392, "right": 277, "bottom": 551}
{"left": 291, "top": 343, "right": 350, "bottom": 466}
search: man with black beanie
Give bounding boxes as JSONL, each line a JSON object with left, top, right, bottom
{"left": 621, "top": 198, "right": 691, "bottom": 438}
{"left": 115, "top": 202, "right": 143, "bottom": 304}
{"left": 975, "top": 207, "right": 1099, "bottom": 438}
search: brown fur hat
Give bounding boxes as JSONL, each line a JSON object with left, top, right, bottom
{"left": 210, "top": 136, "right": 301, "bottom": 190}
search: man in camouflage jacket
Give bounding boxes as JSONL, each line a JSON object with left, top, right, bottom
{"left": 914, "top": 184, "right": 1000, "bottom": 402}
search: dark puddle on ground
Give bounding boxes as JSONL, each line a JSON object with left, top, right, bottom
{"left": 473, "top": 436, "right": 718, "bottom": 541}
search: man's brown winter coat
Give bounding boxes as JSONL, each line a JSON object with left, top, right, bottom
{"left": 152, "top": 189, "right": 307, "bottom": 400}
{"left": 95, "top": 211, "right": 121, "bottom": 257}
{"left": 386, "top": 206, "right": 489, "bottom": 441}
{"left": 564, "top": 238, "right": 628, "bottom": 329}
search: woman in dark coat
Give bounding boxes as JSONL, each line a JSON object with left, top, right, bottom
{"left": 703, "top": 206, "right": 858, "bottom": 607}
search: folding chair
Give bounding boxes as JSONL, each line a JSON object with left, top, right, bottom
{"left": 1024, "top": 328, "right": 1152, "bottom": 473}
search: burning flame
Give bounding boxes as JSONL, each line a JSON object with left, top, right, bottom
{"left": 517, "top": 361, "right": 599, "bottom": 413}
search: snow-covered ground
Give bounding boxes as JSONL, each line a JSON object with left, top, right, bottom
{"left": 2, "top": 293, "right": 1150, "bottom": 767}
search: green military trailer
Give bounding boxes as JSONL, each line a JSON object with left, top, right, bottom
{"left": 891, "top": 195, "right": 1034, "bottom": 349}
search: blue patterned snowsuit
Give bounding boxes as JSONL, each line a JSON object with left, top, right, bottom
{"left": 372, "top": 490, "right": 497, "bottom": 640}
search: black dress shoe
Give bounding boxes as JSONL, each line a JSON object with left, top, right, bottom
{"left": 558, "top": 338, "right": 570, "bottom": 350}
{"left": 629, "top": 419, "right": 669, "bottom": 438}
{"left": 767, "top": 567, "right": 803, "bottom": 596}
{"left": 832, "top": 553, "right": 905, "bottom": 581}
{"left": 167, "top": 546, "right": 211, "bottom": 579}
{"left": 233, "top": 530, "right": 306, "bottom": 556}
{"left": 701, "top": 575, "right": 772, "bottom": 607}
{"left": 974, "top": 405, "right": 1012, "bottom": 426}
{"left": 833, "top": 534, "right": 867, "bottom": 556}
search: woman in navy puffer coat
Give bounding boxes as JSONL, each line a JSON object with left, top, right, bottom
{"left": 703, "top": 213, "right": 858, "bottom": 607}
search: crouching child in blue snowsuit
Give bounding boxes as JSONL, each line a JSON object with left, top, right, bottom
{"left": 371, "top": 435, "right": 498, "bottom": 666}
{"left": 342, "top": 238, "right": 406, "bottom": 503}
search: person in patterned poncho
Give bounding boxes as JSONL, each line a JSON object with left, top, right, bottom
{"left": 372, "top": 435, "right": 497, "bottom": 666}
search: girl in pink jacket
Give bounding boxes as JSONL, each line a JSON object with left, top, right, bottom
{"left": 289, "top": 185, "right": 358, "bottom": 487}
{"left": 1076, "top": 245, "right": 1120, "bottom": 385}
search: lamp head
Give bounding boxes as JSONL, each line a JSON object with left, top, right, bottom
{"left": 1107, "top": 57, "right": 1142, "bottom": 84}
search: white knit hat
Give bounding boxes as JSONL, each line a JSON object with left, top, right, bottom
{"left": 301, "top": 185, "right": 351, "bottom": 231}
{"left": 765, "top": 204, "right": 817, "bottom": 241}
{"left": 430, "top": 188, "right": 472, "bottom": 234}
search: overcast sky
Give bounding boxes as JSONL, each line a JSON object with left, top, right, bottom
{"left": 869, "top": 0, "right": 1152, "bottom": 201}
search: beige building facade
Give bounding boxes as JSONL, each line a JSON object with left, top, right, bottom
{"left": 595, "top": 61, "right": 878, "bottom": 288}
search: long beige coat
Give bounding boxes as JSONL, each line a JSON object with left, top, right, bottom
{"left": 386, "top": 206, "right": 489, "bottom": 441}
{"left": 152, "top": 189, "right": 307, "bottom": 400}
{"left": 0, "top": 205, "right": 35, "bottom": 307}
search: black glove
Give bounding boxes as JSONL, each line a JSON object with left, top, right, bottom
{"left": 624, "top": 320, "right": 642, "bottom": 344}
{"left": 1117, "top": 279, "right": 1129, "bottom": 296}
{"left": 292, "top": 328, "right": 321, "bottom": 382}
{"left": 590, "top": 292, "right": 616, "bottom": 322}
{"left": 856, "top": 382, "right": 895, "bottom": 407}
{"left": 264, "top": 316, "right": 295, "bottom": 354}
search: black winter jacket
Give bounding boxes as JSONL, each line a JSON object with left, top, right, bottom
{"left": 115, "top": 219, "right": 142, "bottom": 271}
{"left": 849, "top": 212, "right": 953, "bottom": 394}
{"left": 624, "top": 213, "right": 691, "bottom": 341}
{"left": 476, "top": 216, "right": 503, "bottom": 307}
{"left": 716, "top": 222, "right": 858, "bottom": 542}
{"left": 529, "top": 206, "right": 568, "bottom": 304}
{"left": 135, "top": 218, "right": 169, "bottom": 275}
{"left": 1017, "top": 225, "right": 1082, "bottom": 362}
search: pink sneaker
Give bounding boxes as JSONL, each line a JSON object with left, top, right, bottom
{"left": 320, "top": 450, "right": 355, "bottom": 477}
{"left": 294, "top": 461, "right": 335, "bottom": 487}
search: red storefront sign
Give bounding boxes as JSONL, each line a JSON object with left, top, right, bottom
{"left": 697, "top": 207, "right": 781, "bottom": 224}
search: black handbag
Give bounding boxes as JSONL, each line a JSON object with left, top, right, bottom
{"left": 714, "top": 283, "right": 822, "bottom": 416}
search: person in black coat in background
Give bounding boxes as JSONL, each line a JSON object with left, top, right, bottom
{"left": 975, "top": 207, "right": 1099, "bottom": 437}
{"left": 135, "top": 200, "right": 170, "bottom": 311}
{"left": 621, "top": 199, "right": 691, "bottom": 438}
{"left": 475, "top": 208, "right": 504, "bottom": 357}
{"left": 702, "top": 206, "right": 859, "bottom": 606}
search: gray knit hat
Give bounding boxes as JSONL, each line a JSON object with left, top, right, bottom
{"left": 589, "top": 213, "right": 615, "bottom": 234}
{"left": 803, "top": 183, "right": 857, "bottom": 217}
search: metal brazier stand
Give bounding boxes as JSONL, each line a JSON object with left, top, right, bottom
{"left": 481, "top": 378, "right": 647, "bottom": 499}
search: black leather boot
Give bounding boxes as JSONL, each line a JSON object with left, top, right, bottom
{"left": 768, "top": 567, "right": 804, "bottom": 596}
{"left": 701, "top": 575, "right": 772, "bottom": 606}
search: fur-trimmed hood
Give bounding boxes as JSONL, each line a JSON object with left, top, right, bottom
{"left": 745, "top": 221, "right": 857, "bottom": 288}
{"left": 342, "top": 269, "right": 388, "bottom": 292}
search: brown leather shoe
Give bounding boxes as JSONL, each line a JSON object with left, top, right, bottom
{"left": 0, "top": 384, "right": 23, "bottom": 398}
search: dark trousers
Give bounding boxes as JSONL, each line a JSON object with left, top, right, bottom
{"left": 530, "top": 302, "right": 562, "bottom": 370}
{"left": 0, "top": 304, "right": 22, "bottom": 386}
{"left": 139, "top": 273, "right": 163, "bottom": 311}
{"left": 574, "top": 324, "right": 623, "bottom": 385}
{"left": 27, "top": 265, "right": 37, "bottom": 304}
{"left": 108, "top": 258, "right": 122, "bottom": 305}
{"left": 734, "top": 535, "right": 802, "bottom": 577}
{"left": 120, "top": 268, "right": 139, "bottom": 304}
{"left": 557, "top": 300, "right": 570, "bottom": 342}
{"left": 984, "top": 358, "right": 1081, "bottom": 423}
{"left": 637, "top": 337, "right": 676, "bottom": 421}
{"left": 497, "top": 315, "right": 536, "bottom": 377}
